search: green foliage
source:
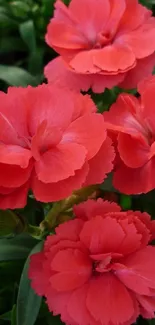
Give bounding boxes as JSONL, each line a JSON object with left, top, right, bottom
{"left": 17, "top": 242, "right": 42, "bottom": 325}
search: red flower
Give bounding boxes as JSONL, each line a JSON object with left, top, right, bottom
{"left": 29, "top": 198, "right": 155, "bottom": 325}
{"left": 104, "top": 75, "right": 155, "bottom": 194}
{"left": 0, "top": 85, "right": 114, "bottom": 209}
{"left": 44, "top": 0, "right": 155, "bottom": 93}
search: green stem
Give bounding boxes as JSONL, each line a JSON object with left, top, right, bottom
{"left": 26, "top": 224, "right": 43, "bottom": 240}
{"left": 40, "top": 185, "right": 98, "bottom": 232}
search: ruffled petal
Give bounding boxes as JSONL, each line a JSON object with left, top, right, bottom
{"left": 0, "top": 144, "right": 31, "bottom": 168}
{"left": 94, "top": 44, "right": 136, "bottom": 72}
{"left": 0, "top": 181, "right": 29, "bottom": 209}
{"left": 115, "top": 246, "right": 155, "bottom": 295}
{"left": 73, "top": 198, "right": 121, "bottom": 221}
{"left": 86, "top": 273, "right": 135, "bottom": 325}
{"left": 118, "top": 133, "right": 149, "bottom": 168}
{"left": 32, "top": 163, "right": 89, "bottom": 202}
{"left": 35, "top": 143, "right": 87, "bottom": 183}
{"left": 79, "top": 215, "right": 125, "bottom": 254}
{"left": 113, "top": 157, "right": 155, "bottom": 194}
{"left": 50, "top": 248, "right": 92, "bottom": 291}
{"left": 62, "top": 113, "right": 106, "bottom": 160}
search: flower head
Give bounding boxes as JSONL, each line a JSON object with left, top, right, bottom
{"left": 45, "top": 0, "right": 155, "bottom": 93}
{"left": 0, "top": 84, "right": 114, "bottom": 209}
{"left": 29, "top": 198, "right": 155, "bottom": 325}
{"left": 104, "top": 75, "right": 155, "bottom": 194}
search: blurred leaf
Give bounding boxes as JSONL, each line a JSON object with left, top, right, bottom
{"left": 28, "top": 48, "right": 44, "bottom": 76}
{"left": 11, "top": 305, "right": 16, "bottom": 325}
{"left": 100, "top": 173, "right": 119, "bottom": 192}
{"left": 140, "top": 0, "right": 154, "bottom": 8}
{"left": 0, "top": 11, "right": 17, "bottom": 27}
{"left": 0, "top": 37, "right": 25, "bottom": 53}
{"left": 120, "top": 195, "right": 132, "bottom": 210}
{"left": 0, "top": 309, "right": 12, "bottom": 321}
{"left": 46, "top": 315, "right": 64, "bottom": 325}
{"left": 0, "top": 234, "right": 37, "bottom": 261}
{"left": 17, "top": 241, "right": 43, "bottom": 325}
{"left": 0, "top": 210, "right": 25, "bottom": 237}
{"left": 0, "top": 65, "right": 38, "bottom": 86}
{"left": 19, "top": 20, "right": 36, "bottom": 52}
{"left": 10, "top": 1, "right": 30, "bottom": 18}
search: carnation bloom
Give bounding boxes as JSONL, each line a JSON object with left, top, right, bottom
{"left": 44, "top": 0, "right": 155, "bottom": 93}
{"left": 0, "top": 85, "right": 114, "bottom": 209}
{"left": 104, "top": 75, "right": 155, "bottom": 194}
{"left": 29, "top": 198, "right": 155, "bottom": 325}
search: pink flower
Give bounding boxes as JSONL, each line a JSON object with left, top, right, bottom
{"left": 29, "top": 198, "right": 155, "bottom": 325}
{"left": 44, "top": 0, "right": 155, "bottom": 93}
{"left": 0, "top": 85, "right": 114, "bottom": 209}
{"left": 104, "top": 75, "right": 155, "bottom": 194}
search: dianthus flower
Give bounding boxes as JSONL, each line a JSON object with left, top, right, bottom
{"left": 29, "top": 198, "right": 155, "bottom": 325}
{"left": 0, "top": 85, "right": 114, "bottom": 209}
{"left": 104, "top": 75, "right": 155, "bottom": 194}
{"left": 44, "top": 0, "right": 155, "bottom": 93}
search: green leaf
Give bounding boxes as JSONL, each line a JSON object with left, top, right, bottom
{"left": 0, "top": 37, "right": 25, "bottom": 54}
{"left": 0, "top": 309, "right": 12, "bottom": 321}
{"left": 11, "top": 305, "right": 16, "bottom": 325}
{"left": 17, "top": 241, "right": 43, "bottom": 325}
{"left": 0, "top": 234, "right": 37, "bottom": 261}
{"left": 19, "top": 20, "right": 36, "bottom": 52}
{"left": 0, "top": 65, "right": 38, "bottom": 86}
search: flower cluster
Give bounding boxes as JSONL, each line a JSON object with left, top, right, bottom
{"left": 104, "top": 76, "right": 155, "bottom": 194}
{"left": 1, "top": 0, "right": 155, "bottom": 324}
{"left": 0, "top": 85, "right": 114, "bottom": 209}
{"left": 29, "top": 199, "right": 155, "bottom": 325}
{"left": 44, "top": 0, "right": 155, "bottom": 93}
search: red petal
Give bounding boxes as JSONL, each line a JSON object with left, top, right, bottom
{"left": 0, "top": 160, "right": 33, "bottom": 188}
{"left": 118, "top": 133, "right": 149, "bottom": 168}
{"left": 70, "top": 50, "right": 101, "bottom": 74}
{"left": 86, "top": 273, "right": 135, "bottom": 324}
{"left": 44, "top": 57, "right": 125, "bottom": 93}
{"left": 115, "top": 246, "right": 155, "bottom": 294}
{"left": 0, "top": 144, "right": 31, "bottom": 168}
{"left": 118, "top": 20, "right": 155, "bottom": 59}
{"left": 32, "top": 163, "right": 89, "bottom": 202}
{"left": 68, "top": 284, "right": 98, "bottom": 325}
{"left": 46, "top": 19, "right": 88, "bottom": 51}
{"left": 50, "top": 248, "right": 92, "bottom": 291}
{"left": 94, "top": 44, "right": 136, "bottom": 72}
{"left": 0, "top": 87, "right": 29, "bottom": 141}
{"left": 63, "top": 113, "right": 106, "bottom": 160}
{"left": 46, "top": 287, "right": 75, "bottom": 324}
{"left": 27, "top": 84, "right": 75, "bottom": 135}
{"left": 79, "top": 215, "right": 125, "bottom": 254}
{"left": 0, "top": 181, "right": 29, "bottom": 209}
{"left": 106, "top": 0, "right": 126, "bottom": 34}
{"left": 116, "top": 218, "right": 142, "bottom": 255}
{"left": 73, "top": 198, "right": 121, "bottom": 221}
{"left": 69, "top": 0, "right": 110, "bottom": 35}
{"left": 85, "top": 136, "right": 115, "bottom": 185}
{"left": 120, "top": 53, "right": 155, "bottom": 89}
{"left": 35, "top": 143, "right": 87, "bottom": 183}
{"left": 56, "top": 219, "right": 84, "bottom": 241}
{"left": 104, "top": 93, "right": 143, "bottom": 135}
{"left": 113, "top": 157, "right": 155, "bottom": 194}
{"left": 118, "top": 0, "right": 151, "bottom": 33}
{"left": 136, "top": 295, "right": 155, "bottom": 319}
{"left": 29, "top": 253, "right": 50, "bottom": 296}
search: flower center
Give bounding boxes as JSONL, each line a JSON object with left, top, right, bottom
{"left": 93, "top": 31, "right": 113, "bottom": 49}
